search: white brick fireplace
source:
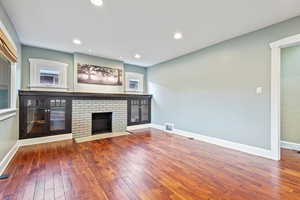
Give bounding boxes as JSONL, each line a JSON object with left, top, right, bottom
{"left": 72, "top": 100, "right": 127, "bottom": 138}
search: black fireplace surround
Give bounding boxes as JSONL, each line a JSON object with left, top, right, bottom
{"left": 92, "top": 112, "right": 112, "bottom": 134}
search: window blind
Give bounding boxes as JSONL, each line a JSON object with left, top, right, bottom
{"left": 0, "top": 28, "right": 17, "bottom": 63}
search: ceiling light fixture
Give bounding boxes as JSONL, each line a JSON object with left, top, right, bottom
{"left": 174, "top": 32, "right": 183, "bottom": 40}
{"left": 73, "top": 38, "right": 82, "bottom": 45}
{"left": 90, "top": 0, "right": 103, "bottom": 7}
{"left": 134, "top": 54, "right": 141, "bottom": 59}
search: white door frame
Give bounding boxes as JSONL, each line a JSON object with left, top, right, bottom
{"left": 270, "top": 34, "right": 300, "bottom": 160}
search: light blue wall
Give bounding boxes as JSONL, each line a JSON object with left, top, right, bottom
{"left": 21, "top": 46, "right": 148, "bottom": 92}
{"left": 281, "top": 45, "right": 300, "bottom": 144}
{"left": 0, "top": 2, "right": 21, "bottom": 163}
{"left": 148, "top": 16, "right": 300, "bottom": 150}
{"left": 21, "top": 45, "right": 74, "bottom": 89}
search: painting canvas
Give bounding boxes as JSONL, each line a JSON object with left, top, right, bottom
{"left": 77, "top": 64, "right": 123, "bottom": 85}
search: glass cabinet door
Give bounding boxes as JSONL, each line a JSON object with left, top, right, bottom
{"left": 20, "top": 95, "right": 71, "bottom": 139}
{"left": 24, "top": 97, "right": 48, "bottom": 138}
{"left": 49, "top": 98, "right": 66, "bottom": 132}
{"left": 140, "top": 99, "right": 149, "bottom": 122}
{"left": 130, "top": 100, "right": 140, "bottom": 123}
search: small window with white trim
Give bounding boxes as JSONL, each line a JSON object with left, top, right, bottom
{"left": 129, "top": 80, "right": 139, "bottom": 90}
{"left": 29, "top": 59, "right": 68, "bottom": 90}
{"left": 40, "top": 69, "right": 59, "bottom": 85}
{"left": 125, "top": 72, "right": 144, "bottom": 93}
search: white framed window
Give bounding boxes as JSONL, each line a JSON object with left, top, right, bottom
{"left": 0, "top": 19, "right": 17, "bottom": 117}
{"left": 129, "top": 79, "right": 139, "bottom": 90}
{"left": 29, "top": 58, "right": 68, "bottom": 90}
{"left": 125, "top": 72, "right": 144, "bottom": 93}
{"left": 0, "top": 56, "right": 17, "bottom": 116}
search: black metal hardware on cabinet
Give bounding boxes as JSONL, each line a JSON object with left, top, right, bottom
{"left": 19, "top": 91, "right": 152, "bottom": 139}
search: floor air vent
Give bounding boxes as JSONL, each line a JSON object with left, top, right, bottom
{"left": 165, "top": 123, "right": 174, "bottom": 131}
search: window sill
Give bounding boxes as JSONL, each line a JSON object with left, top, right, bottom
{"left": 0, "top": 108, "right": 17, "bottom": 121}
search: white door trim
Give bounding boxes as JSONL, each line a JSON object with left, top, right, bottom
{"left": 269, "top": 34, "right": 300, "bottom": 160}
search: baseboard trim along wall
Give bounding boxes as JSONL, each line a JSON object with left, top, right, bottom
{"left": 128, "top": 124, "right": 275, "bottom": 160}
{"left": 18, "top": 133, "right": 73, "bottom": 147}
{"left": 127, "top": 124, "right": 152, "bottom": 131}
{"left": 0, "top": 142, "right": 19, "bottom": 175}
{"left": 281, "top": 141, "right": 300, "bottom": 151}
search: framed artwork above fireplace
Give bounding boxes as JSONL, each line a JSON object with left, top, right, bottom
{"left": 77, "top": 63, "right": 123, "bottom": 86}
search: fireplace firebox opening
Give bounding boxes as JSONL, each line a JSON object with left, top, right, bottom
{"left": 92, "top": 112, "right": 112, "bottom": 134}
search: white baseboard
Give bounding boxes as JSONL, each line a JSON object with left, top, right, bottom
{"left": 127, "top": 124, "right": 152, "bottom": 131}
{"left": 129, "top": 123, "right": 275, "bottom": 160}
{"left": 0, "top": 142, "right": 19, "bottom": 175}
{"left": 18, "top": 133, "right": 72, "bottom": 147}
{"left": 281, "top": 141, "right": 300, "bottom": 151}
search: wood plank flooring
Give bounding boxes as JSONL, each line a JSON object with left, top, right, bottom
{"left": 1, "top": 128, "right": 300, "bottom": 200}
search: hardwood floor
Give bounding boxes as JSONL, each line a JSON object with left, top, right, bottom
{"left": 1, "top": 128, "right": 300, "bottom": 200}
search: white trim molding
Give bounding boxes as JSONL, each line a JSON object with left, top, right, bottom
{"left": 18, "top": 133, "right": 72, "bottom": 147}
{"left": 281, "top": 141, "right": 300, "bottom": 151}
{"left": 128, "top": 124, "right": 275, "bottom": 160}
{"left": 127, "top": 124, "right": 152, "bottom": 131}
{"left": 0, "top": 142, "right": 19, "bottom": 175}
{"left": 0, "top": 108, "right": 17, "bottom": 121}
{"left": 269, "top": 33, "right": 300, "bottom": 161}
{"left": 0, "top": 112, "right": 16, "bottom": 121}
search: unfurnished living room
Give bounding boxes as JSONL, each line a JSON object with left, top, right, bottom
{"left": 1, "top": 0, "right": 300, "bottom": 200}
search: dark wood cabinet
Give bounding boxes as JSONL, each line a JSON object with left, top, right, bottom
{"left": 19, "top": 95, "right": 71, "bottom": 139}
{"left": 19, "top": 91, "right": 152, "bottom": 139}
{"left": 128, "top": 97, "right": 151, "bottom": 126}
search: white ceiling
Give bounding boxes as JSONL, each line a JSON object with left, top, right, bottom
{"left": 2, "top": 0, "right": 300, "bottom": 67}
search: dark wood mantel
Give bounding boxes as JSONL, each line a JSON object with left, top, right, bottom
{"left": 19, "top": 90, "right": 152, "bottom": 100}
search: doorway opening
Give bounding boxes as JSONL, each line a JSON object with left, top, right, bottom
{"left": 270, "top": 34, "right": 300, "bottom": 160}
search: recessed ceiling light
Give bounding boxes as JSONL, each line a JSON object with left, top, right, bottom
{"left": 90, "top": 0, "right": 103, "bottom": 7}
{"left": 73, "top": 38, "right": 82, "bottom": 45}
{"left": 174, "top": 32, "right": 183, "bottom": 40}
{"left": 134, "top": 54, "right": 141, "bottom": 59}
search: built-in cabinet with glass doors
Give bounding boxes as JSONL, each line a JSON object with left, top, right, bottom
{"left": 19, "top": 91, "right": 152, "bottom": 139}
{"left": 20, "top": 96, "right": 71, "bottom": 139}
{"left": 128, "top": 98, "right": 151, "bottom": 126}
